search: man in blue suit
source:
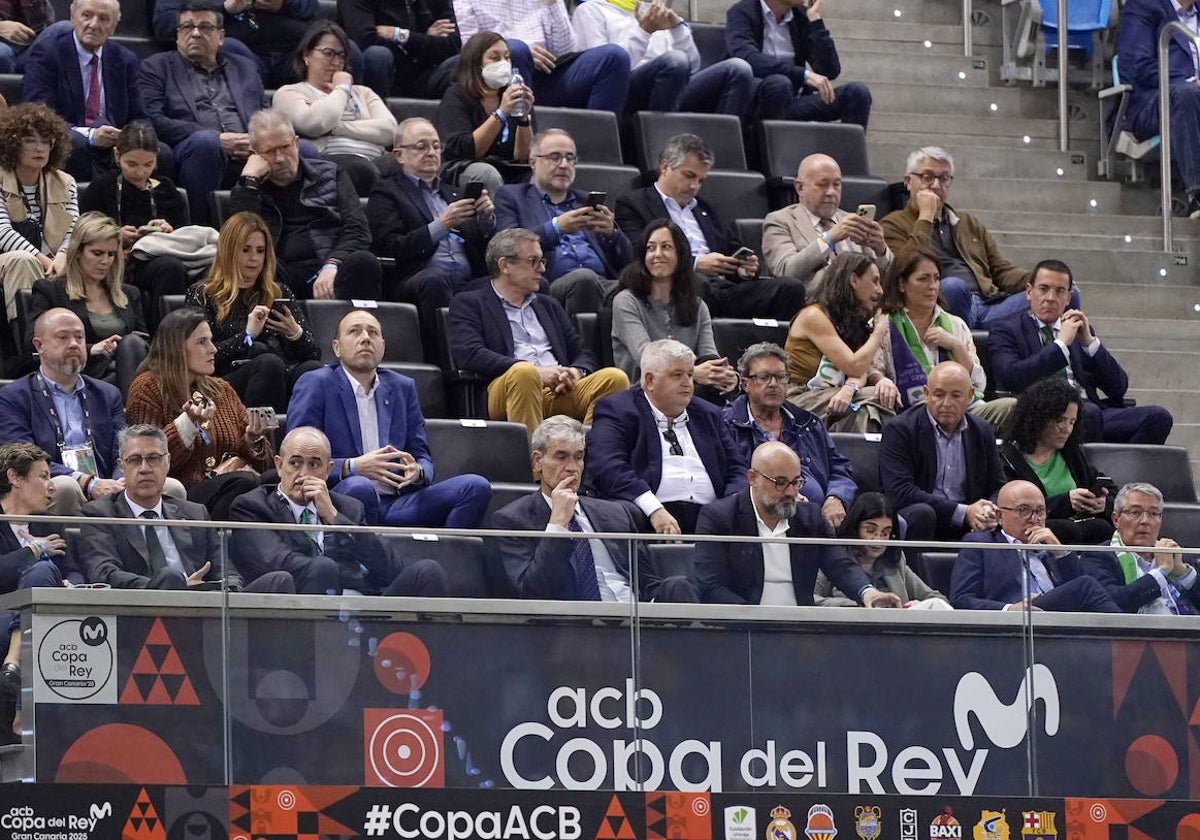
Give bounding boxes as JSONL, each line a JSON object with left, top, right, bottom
{"left": 584, "top": 338, "right": 747, "bottom": 535}
{"left": 990, "top": 259, "right": 1173, "bottom": 444}
{"left": 21, "top": 2, "right": 167, "bottom": 180}
{"left": 286, "top": 308, "right": 490, "bottom": 527}
{"left": 494, "top": 129, "right": 631, "bottom": 315}
{"left": 136, "top": 0, "right": 266, "bottom": 226}
{"left": 1118, "top": 0, "right": 1200, "bottom": 217}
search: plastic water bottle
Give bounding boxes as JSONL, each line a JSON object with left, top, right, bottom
{"left": 510, "top": 70, "right": 529, "bottom": 119}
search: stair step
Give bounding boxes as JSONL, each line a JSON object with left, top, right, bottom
{"left": 1165, "top": 422, "right": 1200, "bottom": 451}
{"left": 978, "top": 210, "right": 1197, "bottom": 238}
{"left": 993, "top": 230, "right": 1200, "bottom": 260}
{"left": 999, "top": 246, "right": 1191, "bottom": 285}
{"left": 823, "top": 0, "right": 971, "bottom": 25}
{"left": 869, "top": 142, "right": 1089, "bottom": 181}
{"left": 1093, "top": 318, "right": 1200, "bottom": 342}
{"left": 1077, "top": 282, "right": 1200, "bottom": 319}
{"left": 870, "top": 129, "right": 1067, "bottom": 152}
{"left": 949, "top": 177, "right": 1124, "bottom": 214}
{"left": 839, "top": 49, "right": 992, "bottom": 87}
{"left": 829, "top": 18, "right": 1002, "bottom": 49}
{"left": 1124, "top": 389, "right": 1200, "bottom": 419}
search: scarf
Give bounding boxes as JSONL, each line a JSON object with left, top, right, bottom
{"left": 887, "top": 308, "right": 984, "bottom": 406}
{"left": 607, "top": 0, "right": 638, "bottom": 12}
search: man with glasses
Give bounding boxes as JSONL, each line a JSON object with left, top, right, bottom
{"left": 695, "top": 441, "right": 900, "bottom": 606}
{"left": 137, "top": 0, "right": 266, "bottom": 227}
{"left": 950, "top": 479, "right": 1121, "bottom": 612}
{"left": 990, "top": 260, "right": 1173, "bottom": 444}
{"left": 881, "top": 146, "right": 1044, "bottom": 329}
{"left": 450, "top": 227, "right": 628, "bottom": 437}
{"left": 495, "top": 129, "right": 631, "bottom": 315}
{"left": 1082, "top": 482, "right": 1200, "bottom": 614}
{"left": 584, "top": 339, "right": 744, "bottom": 535}
{"left": 77, "top": 424, "right": 294, "bottom": 591}
{"left": 723, "top": 342, "right": 856, "bottom": 529}
{"left": 368, "top": 117, "right": 492, "bottom": 353}
{"left": 232, "top": 108, "right": 381, "bottom": 300}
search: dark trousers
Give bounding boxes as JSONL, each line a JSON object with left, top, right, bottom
{"left": 333, "top": 474, "right": 491, "bottom": 528}
{"left": 751, "top": 76, "right": 872, "bottom": 128}
{"left": 1081, "top": 399, "right": 1173, "bottom": 445}
{"left": 663, "top": 500, "right": 702, "bottom": 534}
{"left": 706, "top": 276, "right": 808, "bottom": 322}
{"left": 1035, "top": 575, "right": 1122, "bottom": 613}
{"left": 281, "top": 250, "right": 383, "bottom": 302}
{"left": 1129, "top": 80, "right": 1200, "bottom": 194}
{"left": 222, "top": 352, "right": 323, "bottom": 413}
{"left": 509, "top": 40, "right": 631, "bottom": 112}
{"left": 130, "top": 255, "right": 190, "bottom": 332}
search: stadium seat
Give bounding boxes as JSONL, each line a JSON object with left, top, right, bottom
{"left": 829, "top": 432, "right": 882, "bottom": 493}
{"left": 380, "top": 361, "right": 448, "bottom": 419}
{"left": 1161, "top": 503, "right": 1200, "bottom": 552}
{"left": 482, "top": 482, "right": 540, "bottom": 530}
{"left": 424, "top": 418, "right": 532, "bottom": 482}
{"left": 698, "top": 171, "right": 769, "bottom": 221}
{"left": 385, "top": 533, "right": 490, "bottom": 598}
{"left": 110, "top": 35, "right": 160, "bottom": 60}
{"left": 435, "top": 307, "right": 487, "bottom": 418}
{"left": 710, "top": 318, "right": 788, "bottom": 365}
{"left": 914, "top": 551, "right": 956, "bottom": 600}
{"left": 634, "top": 112, "right": 746, "bottom": 172}
{"left": 536, "top": 106, "right": 623, "bottom": 165}
{"left": 209, "top": 190, "right": 233, "bottom": 228}
{"left": 1081, "top": 444, "right": 1198, "bottom": 503}
{"left": 734, "top": 218, "right": 764, "bottom": 259}
{"left": 0, "top": 74, "right": 21, "bottom": 106}
{"left": 157, "top": 294, "right": 187, "bottom": 324}
{"left": 647, "top": 542, "right": 696, "bottom": 582}
{"left": 689, "top": 23, "right": 726, "bottom": 70}
{"left": 571, "top": 164, "right": 643, "bottom": 208}
{"left": 303, "top": 300, "right": 424, "bottom": 364}
{"left": 575, "top": 312, "right": 602, "bottom": 370}
{"left": 757, "top": 121, "right": 889, "bottom": 212}
{"left": 1097, "top": 57, "right": 1159, "bottom": 181}
{"left": 386, "top": 97, "right": 439, "bottom": 125}
{"left": 14, "top": 288, "right": 32, "bottom": 349}
{"left": 1001, "top": 0, "right": 1112, "bottom": 88}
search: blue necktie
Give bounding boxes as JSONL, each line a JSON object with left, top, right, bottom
{"left": 567, "top": 514, "right": 601, "bottom": 601}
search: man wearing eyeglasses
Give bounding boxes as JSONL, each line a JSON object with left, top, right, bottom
{"left": 77, "top": 424, "right": 295, "bottom": 592}
{"left": 1081, "top": 482, "right": 1200, "bottom": 614}
{"left": 949, "top": 479, "right": 1121, "bottom": 612}
{"left": 880, "top": 146, "right": 1042, "bottom": 329}
{"left": 695, "top": 441, "right": 900, "bottom": 607}
{"left": 137, "top": 0, "right": 267, "bottom": 227}
{"left": 494, "top": 129, "right": 631, "bottom": 316}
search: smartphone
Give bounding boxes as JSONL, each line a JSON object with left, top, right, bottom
{"left": 271, "top": 297, "right": 295, "bottom": 312}
{"left": 856, "top": 204, "right": 876, "bottom": 222}
{"left": 136, "top": 223, "right": 161, "bottom": 235}
{"left": 731, "top": 246, "right": 755, "bottom": 262}
{"left": 586, "top": 191, "right": 607, "bottom": 208}
{"left": 463, "top": 181, "right": 484, "bottom": 200}
{"left": 248, "top": 406, "right": 280, "bottom": 429}
{"left": 1090, "top": 474, "right": 1114, "bottom": 495}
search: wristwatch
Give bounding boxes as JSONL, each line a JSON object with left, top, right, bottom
{"left": 238, "top": 175, "right": 262, "bottom": 189}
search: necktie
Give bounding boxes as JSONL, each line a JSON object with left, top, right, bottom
{"left": 567, "top": 514, "right": 601, "bottom": 601}
{"left": 140, "top": 510, "right": 167, "bottom": 574}
{"left": 1039, "top": 325, "right": 1069, "bottom": 380}
{"left": 299, "top": 508, "right": 320, "bottom": 557}
{"left": 1022, "top": 550, "right": 1055, "bottom": 595}
{"left": 85, "top": 55, "right": 101, "bottom": 126}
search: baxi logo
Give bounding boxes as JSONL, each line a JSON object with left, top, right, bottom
{"left": 953, "top": 665, "right": 1059, "bottom": 751}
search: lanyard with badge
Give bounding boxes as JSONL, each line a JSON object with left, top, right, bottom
{"left": 33, "top": 372, "right": 97, "bottom": 475}
{"left": 114, "top": 176, "right": 158, "bottom": 227}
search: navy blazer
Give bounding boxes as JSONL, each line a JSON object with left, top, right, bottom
{"left": 989, "top": 313, "right": 1128, "bottom": 405}
{"left": 1080, "top": 543, "right": 1200, "bottom": 614}
{"left": 583, "top": 388, "right": 747, "bottom": 505}
{"left": 366, "top": 171, "right": 489, "bottom": 280}
{"left": 1117, "top": 0, "right": 1198, "bottom": 134}
{"left": 494, "top": 183, "right": 632, "bottom": 281}
{"left": 615, "top": 185, "right": 741, "bottom": 259}
{"left": 0, "top": 372, "right": 124, "bottom": 480}
{"left": 724, "top": 0, "right": 841, "bottom": 86}
{"left": 22, "top": 22, "right": 144, "bottom": 131}
{"left": 491, "top": 491, "right": 660, "bottom": 600}
{"left": 0, "top": 501, "right": 55, "bottom": 593}
{"left": 137, "top": 49, "right": 266, "bottom": 147}
{"left": 950, "top": 529, "right": 1087, "bottom": 610}
{"left": 449, "top": 285, "right": 594, "bottom": 381}
{"left": 694, "top": 490, "right": 870, "bottom": 605}
{"left": 286, "top": 362, "right": 436, "bottom": 485}
{"left": 879, "top": 404, "right": 1004, "bottom": 532}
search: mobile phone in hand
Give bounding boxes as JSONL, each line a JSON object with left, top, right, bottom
{"left": 463, "top": 181, "right": 484, "bottom": 200}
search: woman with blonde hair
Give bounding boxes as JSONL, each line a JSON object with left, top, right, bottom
{"left": 26, "top": 211, "right": 147, "bottom": 392}
{"left": 185, "top": 211, "right": 320, "bottom": 411}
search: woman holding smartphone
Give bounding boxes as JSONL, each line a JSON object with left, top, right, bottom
{"left": 184, "top": 212, "right": 321, "bottom": 411}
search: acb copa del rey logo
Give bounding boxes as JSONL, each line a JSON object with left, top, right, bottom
{"left": 499, "top": 665, "right": 1060, "bottom": 793}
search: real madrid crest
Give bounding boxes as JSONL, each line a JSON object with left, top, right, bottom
{"left": 855, "top": 806, "right": 882, "bottom": 840}
{"left": 767, "top": 805, "right": 797, "bottom": 840}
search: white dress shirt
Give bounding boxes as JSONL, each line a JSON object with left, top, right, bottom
{"left": 124, "top": 494, "right": 185, "bottom": 574}
{"left": 753, "top": 489, "right": 796, "bottom": 605}
{"left": 633, "top": 395, "right": 717, "bottom": 516}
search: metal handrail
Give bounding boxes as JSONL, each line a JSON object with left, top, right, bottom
{"left": 963, "top": 0, "right": 973, "bottom": 56}
{"left": 1159, "top": 20, "right": 1200, "bottom": 249}
{"left": 1057, "top": 0, "right": 1069, "bottom": 152}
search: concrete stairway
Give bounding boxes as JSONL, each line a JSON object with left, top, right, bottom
{"left": 693, "top": 0, "right": 1200, "bottom": 477}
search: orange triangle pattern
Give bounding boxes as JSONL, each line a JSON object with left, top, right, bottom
{"left": 122, "top": 788, "right": 166, "bottom": 840}
{"left": 228, "top": 785, "right": 357, "bottom": 838}
{"left": 1112, "top": 640, "right": 1146, "bottom": 715}
{"left": 120, "top": 619, "right": 200, "bottom": 706}
{"left": 595, "top": 795, "right": 637, "bottom": 840}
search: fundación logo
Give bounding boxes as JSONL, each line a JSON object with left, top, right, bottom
{"left": 723, "top": 805, "right": 755, "bottom": 840}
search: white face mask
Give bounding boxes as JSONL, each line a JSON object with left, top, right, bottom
{"left": 481, "top": 60, "right": 513, "bottom": 90}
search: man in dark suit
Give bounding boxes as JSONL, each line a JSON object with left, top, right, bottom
{"left": 494, "top": 128, "right": 631, "bottom": 316}
{"left": 990, "top": 259, "right": 1172, "bottom": 444}
{"left": 368, "top": 117, "right": 492, "bottom": 355}
{"left": 879, "top": 360, "right": 1005, "bottom": 542}
{"left": 21, "top": 3, "right": 167, "bottom": 181}
{"left": 339, "top": 0, "right": 459, "bottom": 98}
{"left": 230, "top": 426, "right": 449, "bottom": 596}
{"left": 1118, "top": 0, "right": 1200, "bottom": 216}
{"left": 614, "top": 133, "right": 807, "bottom": 322}
{"left": 286, "top": 308, "right": 491, "bottom": 527}
{"left": 695, "top": 441, "right": 900, "bottom": 607}
{"left": 584, "top": 338, "right": 746, "bottom": 535}
{"left": 136, "top": 0, "right": 266, "bottom": 226}
{"left": 950, "top": 480, "right": 1121, "bottom": 612}
{"left": 1081, "top": 482, "right": 1200, "bottom": 614}
{"left": 492, "top": 415, "right": 697, "bottom": 601}
{"left": 449, "top": 227, "right": 629, "bottom": 437}
{"left": 76, "top": 425, "right": 294, "bottom": 592}
{"left": 724, "top": 0, "right": 870, "bottom": 126}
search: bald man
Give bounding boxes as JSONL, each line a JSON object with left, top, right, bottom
{"left": 761, "top": 153, "right": 892, "bottom": 290}
{"left": 879, "top": 361, "right": 1005, "bottom": 542}
{"left": 949, "top": 479, "right": 1121, "bottom": 613}
{"left": 695, "top": 440, "right": 901, "bottom": 607}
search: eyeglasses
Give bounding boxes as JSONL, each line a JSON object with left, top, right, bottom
{"left": 397, "top": 140, "right": 442, "bottom": 153}
{"left": 1118, "top": 507, "right": 1163, "bottom": 522}
{"left": 909, "top": 171, "right": 954, "bottom": 187}
{"left": 311, "top": 46, "right": 347, "bottom": 62}
{"left": 122, "top": 453, "right": 167, "bottom": 468}
{"left": 535, "top": 152, "right": 579, "bottom": 166}
{"left": 998, "top": 505, "right": 1047, "bottom": 521}
{"left": 177, "top": 21, "right": 220, "bottom": 33}
{"left": 661, "top": 427, "right": 684, "bottom": 456}
{"left": 750, "top": 469, "right": 803, "bottom": 490}
{"left": 504, "top": 255, "right": 546, "bottom": 269}
{"left": 744, "top": 372, "right": 788, "bottom": 384}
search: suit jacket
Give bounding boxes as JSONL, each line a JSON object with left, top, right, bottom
{"left": 1117, "top": 0, "right": 1197, "bottom": 134}
{"left": 583, "top": 388, "right": 748, "bottom": 505}
{"left": 1080, "top": 540, "right": 1200, "bottom": 614}
{"left": 449, "top": 285, "right": 594, "bottom": 381}
{"left": 137, "top": 49, "right": 266, "bottom": 147}
{"left": 0, "top": 371, "right": 124, "bottom": 480}
{"left": 366, "top": 171, "right": 489, "bottom": 280}
{"left": 494, "top": 183, "right": 632, "bottom": 281}
{"left": 77, "top": 493, "right": 226, "bottom": 588}
{"left": 22, "top": 22, "right": 144, "bottom": 131}
{"left": 989, "top": 313, "right": 1128, "bottom": 405}
{"left": 761, "top": 205, "right": 891, "bottom": 280}
{"left": 0, "top": 501, "right": 55, "bottom": 593}
{"left": 615, "top": 186, "right": 741, "bottom": 263}
{"left": 286, "top": 362, "right": 436, "bottom": 485}
{"left": 950, "top": 528, "right": 1088, "bottom": 610}
{"left": 879, "top": 404, "right": 1004, "bottom": 532}
{"left": 723, "top": 0, "right": 840, "bottom": 86}
{"left": 694, "top": 490, "right": 870, "bottom": 605}
{"left": 491, "top": 491, "right": 660, "bottom": 600}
